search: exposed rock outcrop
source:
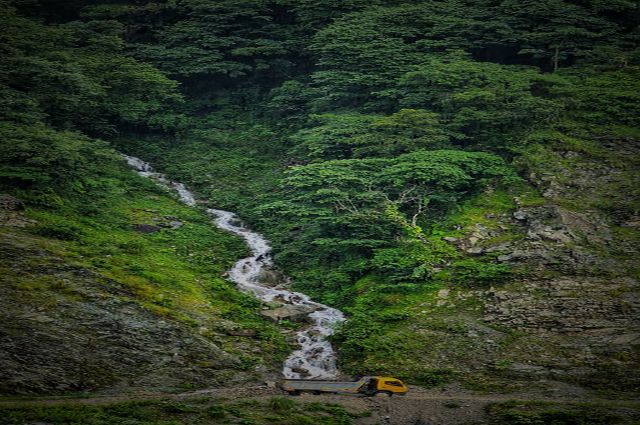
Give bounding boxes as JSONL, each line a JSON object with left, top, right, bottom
{"left": 260, "top": 305, "right": 318, "bottom": 323}
{"left": 0, "top": 195, "right": 36, "bottom": 227}
{"left": 432, "top": 141, "right": 639, "bottom": 390}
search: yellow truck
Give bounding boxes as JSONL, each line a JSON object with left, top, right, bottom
{"left": 281, "top": 376, "right": 407, "bottom": 397}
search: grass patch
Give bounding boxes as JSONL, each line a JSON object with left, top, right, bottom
{"left": 485, "top": 399, "right": 640, "bottom": 424}
{"left": 0, "top": 398, "right": 369, "bottom": 425}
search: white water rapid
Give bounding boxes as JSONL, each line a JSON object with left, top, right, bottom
{"left": 122, "top": 154, "right": 346, "bottom": 379}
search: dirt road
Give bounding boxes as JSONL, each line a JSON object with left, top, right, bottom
{"left": 0, "top": 383, "right": 636, "bottom": 425}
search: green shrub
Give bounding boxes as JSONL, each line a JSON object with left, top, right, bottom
{"left": 160, "top": 402, "right": 200, "bottom": 413}
{"left": 33, "top": 218, "right": 84, "bottom": 241}
{"left": 206, "top": 405, "right": 227, "bottom": 419}
{"left": 268, "top": 397, "right": 297, "bottom": 411}
{"left": 410, "top": 369, "right": 456, "bottom": 387}
{"left": 446, "top": 261, "right": 513, "bottom": 287}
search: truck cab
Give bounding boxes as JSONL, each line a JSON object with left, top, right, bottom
{"left": 361, "top": 377, "right": 407, "bottom": 397}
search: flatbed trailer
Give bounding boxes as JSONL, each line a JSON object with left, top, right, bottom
{"left": 281, "top": 376, "right": 407, "bottom": 397}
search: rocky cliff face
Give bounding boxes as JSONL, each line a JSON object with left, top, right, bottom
{"left": 445, "top": 138, "right": 639, "bottom": 390}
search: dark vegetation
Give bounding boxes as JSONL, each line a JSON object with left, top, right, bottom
{"left": 1, "top": 0, "right": 638, "bottom": 391}
{"left": 0, "top": 398, "right": 370, "bottom": 425}
{"left": 484, "top": 399, "right": 640, "bottom": 425}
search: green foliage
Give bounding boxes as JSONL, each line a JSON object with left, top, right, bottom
{"left": 32, "top": 215, "right": 84, "bottom": 241}
{"left": 290, "top": 113, "right": 379, "bottom": 160}
{"left": 122, "top": 0, "right": 292, "bottom": 80}
{"left": 371, "top": 239, "right": 458, "bottom": 284}
{"left": 410, "top": 369, "right": 457, "bottom": 388}
{"left": 396, "top": 54, "right": 568, "bottom": 150}
{"left": 439, "top": 261, "right": 514, "bottom": 288}
{"left": 206, "top": 405, "right": 227, "bottom": 419}
{"left": 0, "top": 4, "right": 179, "bottom": 131}
{"left": 256, "top": 149, "right": 518, "bottom": 305}
{"left": 560, "top": 68, "right": 640, "bottom": 126}
{"left": 497, "top": 0, "right": 636, "bottom": 72}
{"left": 290, "top": 110, "right": 454, "bottom": 160}
{"left": 0, "top": 398, "right": 369, "bottom": 425}
{"left": 267, "top": 397, "right": 297, "bottom": 411}
{"left": 0, "top": 3, "right": 181, "bottom": 204}
{"left": 485, "top": 401, "right": 628, "bottom": 425}
{"left": 307, "top": 3, "right": 486, "bottom": 111}
{"left": 0, "top": 122, "right": 116, "bottom": 191}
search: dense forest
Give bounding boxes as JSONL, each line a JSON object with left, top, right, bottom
{"left": 1, "top": 0, "right": 639, "bottom": 410}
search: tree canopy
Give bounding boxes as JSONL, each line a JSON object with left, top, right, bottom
{"left": 1, "top": 0, "right": 638, "bottom": 305}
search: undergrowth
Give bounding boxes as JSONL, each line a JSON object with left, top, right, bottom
{"left": 0, "top": 398, "right": 370, "bottom": 425}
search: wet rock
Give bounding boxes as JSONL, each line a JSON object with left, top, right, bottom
{"left": 480, "top": 276, "right": 640, "bottom": 336}
{"left": 291, "top": 367, "right": 309, "bottom": 377}
{"left": 612, "top": 333, "right": 640, "bottom": 345}
{"left": 259, "top": 304, "right": 317, "bottom": 323}
{"left": 258, "top": 269, "right": 288, "bottom": 287}
{"left": 622, "top": 216, "right": 640, "bottom": 228}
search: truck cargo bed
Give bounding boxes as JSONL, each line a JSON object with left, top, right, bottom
{"left": 281, "top": 378, "right": 367, "bottom": 394}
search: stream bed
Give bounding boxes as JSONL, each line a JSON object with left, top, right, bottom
{"left": 123, "top": 155, "right": 345, "bottom": 379}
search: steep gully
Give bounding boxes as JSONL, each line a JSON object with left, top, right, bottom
{"left": 122, "top": 155, "right": 345, "bottom": 379}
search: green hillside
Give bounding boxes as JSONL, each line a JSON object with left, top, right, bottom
{"left": 0, "top": 0, "right": 638, "bottom": 403}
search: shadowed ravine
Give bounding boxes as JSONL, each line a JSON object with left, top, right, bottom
{"left": 122, "top": 155, "right": 345, "bottom": 379}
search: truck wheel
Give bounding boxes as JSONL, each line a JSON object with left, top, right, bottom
{"left": 289, "top": 390, "right": 301, "bottom": 396}
{"left": 373, "top": 391, "right": 393, "bottom": 397}
{"left": 312, "top": 391, "right": 321, "bottom": 395}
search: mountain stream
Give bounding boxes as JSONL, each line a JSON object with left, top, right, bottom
{"left": 123, "top": 155, "right": 345, "bottom": 379}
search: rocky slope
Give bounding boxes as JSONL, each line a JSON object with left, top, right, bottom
{"left": 0, "top": 190, "right": 287, "bottom": 395}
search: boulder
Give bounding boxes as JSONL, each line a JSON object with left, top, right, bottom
{"left": 259, "top": 304, "right": 317, "bottom": 323}
{"left": 0, "top": 195, "right": 36, "bottom": 227}
{"left": 0, "top": 195, "right": 25, "bottom": 211}
{"left": 169, "top": 221, "right": 184, "bottom": 229}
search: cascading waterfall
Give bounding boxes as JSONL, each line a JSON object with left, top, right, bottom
{"left": 122, "top": 154, "right": 346, "bottom": 379}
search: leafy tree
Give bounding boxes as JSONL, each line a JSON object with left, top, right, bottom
{"left": 289, "top": 109, "right": 452, "bottom": 161}
{"left": 124, "top": 0, "right": 293, "bottom": 80}
{"left": 256, "top": 150, "right": 518, "bottom": 303}
{"left": 352, "top": 109, "right": 453, "bottom": 157}
{"left": 0, "top": 3, "right": 180, "bottom": 200}
{"left": 396, "top": 53, "right": 567, "bottom": 150}
{"left": 559, "top": 67, "right": 640, "bottom": 126}
{"left": 289, "top": 114, "right": 379, "bottom": 160}
{"left": 498, "top": 0, "right": 634, "bottom": 71}
{"left": 0, "top": 5, "right": 180, "bottom": 133}
{"left": 0, "top": 122, "right": 117, "bottom": 193}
